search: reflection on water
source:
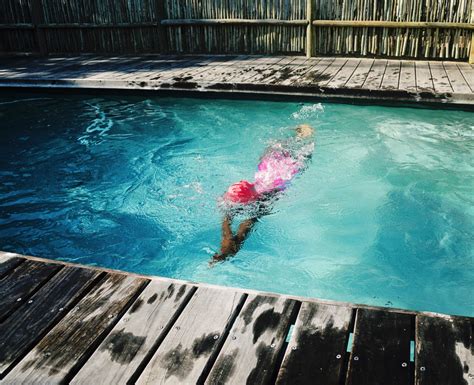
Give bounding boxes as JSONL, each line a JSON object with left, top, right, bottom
{"left": 0, "top": 93, "right": 472, "bottom": 316}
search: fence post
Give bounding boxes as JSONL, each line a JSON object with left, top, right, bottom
{"left": 306, "top": 0, "right": 314, "bottom": 57}
{"left": 155, "top": 0, "right": 169, "bottom": 53}
{"left": 31, "top": 0, "right": 47, "bottom": 55}
{"left": 470, "top": 32, "right": 474, "bottom": 64}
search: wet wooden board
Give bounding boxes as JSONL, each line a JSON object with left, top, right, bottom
{"left": 362, "top": 59, "right": 388, "bottom": 89}
{"left": 0, "top": 252, "right": 472, "bottom": 384}
{"left": 206, "top": 294, "right": 297, "bottom": 385}
{"left": 276, "top": 302, "right": 353, "bottom": 385}
{"left": 415, "top": 315, "right": 473, "bottom": 385}
{"left": 71, "top": 281, "right": 195, "bottom": 385}
{"left": 0, "top": 266, "right": 101, "bottom": 375}
{"left": 345, "top": 308, "right": 413, "bottom": 385}
{"left": 137, "top": 287, "right": 245, "bottom": 385}
{"left": 457, "top": 63, "right": 474, "bottom": 92}
{"left": 381, "top": 60, "right": 401, "bottom": 90}
{"left": 0, "top": 260, "right": 61, "bottom": 320}
{"left": 0, "top": 252, "right": 24, "bottom": 278}
{"left": 325, "top": 59, "right": 361, "bottom": 88}
{"left": 4, "top": 273, "right": 146, "bottom": 384}
{"left": 0, "top": 55, "right": 472, "bottom": 105}
{"left": 399, "top": 61, "right": 417, "bottom": 92}
{"left": 443, "top": 62, "right": 472, "bottom": 94}
{"left": 429, "top": 62, "right": 454, "bottom": 94}
{"left": 297, "top": 57, "right": 336, "bottom": 85}
{"left": 345, "top": 59, "right": 374, "bottom": 88}
{"left": 415, "top": 61, "right": 434, "bottom": 92}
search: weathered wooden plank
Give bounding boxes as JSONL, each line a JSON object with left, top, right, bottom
{"left": 205, "top": 294, "right": 297, "bottom": 385}
{"left": 429, "top": 61, "right": 454, "bottom": 94}
{"left": 415, "top": 315, "right": 473, "bottom": 385}
{"left": 136, "top": 287, "right": 245, "bottom": 385}
{"left": 0, "top": 252, "right": 25, "bottom": 279}
{"left": 0, "top": 260, "right": 61, "bottom": 320}
{"left": 457, "top": 63, "right": 474, "bottom": 92}
{"left": 0, "top": 266, "right": 101, "bottom": 375}
{"left": 4, "top": 273, "right": 147, "bottom": 384}
{"left": 325, "top": 59, "right": 361, "bottom": 88}
{"left": 276, "top": 302, "right": 353, "bottom": 385}
{"left": 345, "top": 308, "right": 412, "bottom": 385}
{"left": 362, "top": 59, "right": 387, "bottom": 89}
{"left": 399, "top": 61, "right": 417, "bottom": 91}
{"left": 381, "top": 60, "right": 401, "bottom": 90}
{"left": 312, "top": 57, "right": 348, "bottom": 86}
{"left": 71, "top": 281, "right": 195, "bottom": 385}
{"left": 276, "top": 58, "right": 323, "bottom": 86}
{"left": 345, "top": 59, "right": 374, "bottom": 88}
{"left": 443, "top": 62, "right": 472, "bottom": 93}
{"left": 297, "top": 57, "right": 336, "bottom": 85}
{"left": 415, "top": 61, "right": 434, "bottom": 92}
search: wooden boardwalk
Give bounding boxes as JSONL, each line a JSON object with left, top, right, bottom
{"left": 0, "top": 55, "right": 473, "bottom": 106}
{"left": 0, "top": 251, "right": 472, "bottom": 385}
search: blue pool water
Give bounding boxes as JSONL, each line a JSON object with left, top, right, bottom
{"left": 0, "top": 93, "right": 472, "bottom": 316}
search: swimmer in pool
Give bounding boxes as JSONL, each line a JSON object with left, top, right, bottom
{"left": 211, "top": 124, "right": 315, "bottom": 264}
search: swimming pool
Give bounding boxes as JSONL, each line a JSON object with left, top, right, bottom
{"left": 0, "top": 93, "right": 472, "bottom": 317}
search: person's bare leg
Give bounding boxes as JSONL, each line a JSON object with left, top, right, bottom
{"left": 234, "top": 217, "right": 258, "bottom": 244}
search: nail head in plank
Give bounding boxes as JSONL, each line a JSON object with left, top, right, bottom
{"left": 71, "top": 281, "right": 195, "bottom": 385}
{"left": 206, "top": 294, "right": 297, "bottom": 385}
{"left": 0, "top": 266, "right": 101, "bottom": 375}
{"left": 345, "top": 308, "right": 413, "bottom": 385}
{"left": 0, "top": 260, "right": 61, "bottom": 320}
{"left": 415, "top": 315, "right": 473, "bottom": 385}
{"left": 276, "top": 302, "right": 353, "bottom": 385}
{"left": 137, "top": 287, "right": 245, "bottom": 385}
{"left": 4, "top": 273, "right": 147, "bottom": 385}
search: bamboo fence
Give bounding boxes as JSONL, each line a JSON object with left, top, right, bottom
{"left": 0, "top": 0, "right": 473, "bottom": 61}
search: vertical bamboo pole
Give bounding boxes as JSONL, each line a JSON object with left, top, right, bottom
{"left": 306, "top": 0, "right": 314, "bottom": 57}
{"left": 155, "top": 0, "right": 168, "bottom": 53}
{"left": 31, "top": 0, "right": 47, "bottom": 55}
{"left": 469, "top": 32, "right": 474, "bottom": 63}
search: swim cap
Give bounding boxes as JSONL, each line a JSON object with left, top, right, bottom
{"left": 224, "top": 180, "right": 259, "bottom": 204}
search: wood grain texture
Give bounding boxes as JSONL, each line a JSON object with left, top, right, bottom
{"left": 362, "top": 60, "right": 387, "bottom": 89}
{"left": 429, "top": 61, "right": 454, "bottom": 94}
{"left": 4, "top": 273, "right": 147, "bottom": 384}
{"left": 381, "top": 60, "right": 401, "bottom": 90}
{"left": 0, "top": 266, "right": 101, "bottom": 375}
{"left": 457, "top": 63, "right": 474, "bottom": 92}
{"left": 345, "top": 59, "right": 374, "bottom": 88}
{"left": 415, "top": 315, "right": 473, "bottom": 385}
{"left": 415, "top": 61, "right": 434, "bottom": 92}
{"left": 0, "top": 260, "right": 61, "bottom": 320}
{"left": 137, "top": 287, "right": 245, "bottom": 385}
{"left": 71, "top": 281, "right": 195, "bottom": 384}
{"left": 326, "top": 58, "right": 360, "bottom": 88}
{"left": 205, "top": 294, "right": 297, "bottom": 385}
{"left": 443, "top": 62, "right": 472, "bottom": 93}
{"left": 345, "top": 308, "right": 413, "bottom": 385}
{"left": 0, "top": 252, "right": 25, "bottom": 279}
{"left": 276, "top": 302, "right": 353, "bottom": 385}
{"left": 399, "top": 61, "right": 416, "bottom": 91}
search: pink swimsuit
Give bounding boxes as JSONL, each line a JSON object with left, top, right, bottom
{"left": 222, "top": 139, "right": 313, "bottom": 205}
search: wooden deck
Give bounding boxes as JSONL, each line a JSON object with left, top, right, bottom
{"left": 0, "top": 251, "right": 472, "bottom": 385}
{"left": 0, "top": 55, "right": 473, "bottom": 106}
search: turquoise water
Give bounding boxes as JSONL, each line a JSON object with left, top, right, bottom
{"left": 0, "top": 93, "right": 472, "bottom": 316}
